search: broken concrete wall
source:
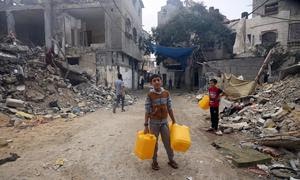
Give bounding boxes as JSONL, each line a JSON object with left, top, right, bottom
{"left": 62, "top": 13, "right": 82, "bottom": 47}
{"left": 80, "top": 52, "right": 96, "bottom": 76}
{"left": 95, "top": 51, "right": 138, "bottom": 89}
{"left": 120, "top": 66, "right": 133, "bottom": 89}
{"left": 205, "top": 57, "right": 264, "bottom": 80}
{"left": 233, "top": 0, "right": 300, "bottom": 56}
{"left": 0, "top": 12, "right": 7, "bottom": 37}
{"left": 1, "top": 0, "right": 143, "bottom": 90}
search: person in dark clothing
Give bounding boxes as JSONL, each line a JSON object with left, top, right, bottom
{"left": 45, "top": 48, "right": 55, "bottom": 67}
{"left": 140, "top": 77, "right": 144, "bottom": 89}
{"left": 207, "top": 79, "right": 224, "bottom": 136}
{"left": 263, "top": 72, "right": 269, "bottom": 83}
{"left": 168, "top": 78, "right": 173, "bottom": 90}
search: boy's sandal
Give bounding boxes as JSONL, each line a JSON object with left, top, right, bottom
{"left": 168, "top": 160, "right": 178, "bottom": 169}
{"left": 152, "top": 162, "right": 160, "bottom": 170}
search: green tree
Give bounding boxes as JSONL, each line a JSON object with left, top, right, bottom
{"left": 152, "top": 1, "right": 233, "bottom": 60}
{"left": 151, "top": 1, "right": 233, "bottom": 90}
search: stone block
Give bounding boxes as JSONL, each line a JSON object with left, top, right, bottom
{"left": 6, "top": 98, "right": 24, "bottom": 108}
{"left": 213, "top": 140, "right": 272, "bottom": 167}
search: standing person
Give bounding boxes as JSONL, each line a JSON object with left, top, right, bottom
{"left": 207, "top": 79, "right": 223, "bottom": 136}
{"left": 144, "top": 74, "right": 178, "bottom": 170}
{"left": 263, "top": 72, "right": 269, "bottom": 83}
{"left": 45, "top": 47, "right": 55, "bottom": 67}
{"left": 140, "top": 77, "right": 144, "bottom": 89}
{"left": 168, "top": 78, "right": 173, "bottom": 90}
{"left": 113, "top": 73, "right": 125, "bottom": 113}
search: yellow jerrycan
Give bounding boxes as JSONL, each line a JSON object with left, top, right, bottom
{"left": 198, "top": 95, "right": 210, "bottom": 110}
{"left": 134, "top": 131, "right": 157, "bottom": 160}
{"left": 170, "top": 124, "right": 191, "bottom": 152}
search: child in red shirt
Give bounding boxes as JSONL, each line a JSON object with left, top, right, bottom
{"left": 207, "top": 79, "right": 223, "bottom": 135}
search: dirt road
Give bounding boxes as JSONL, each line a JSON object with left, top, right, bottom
{"left": 0, "top": 92, "right": 257, "bottom": 180}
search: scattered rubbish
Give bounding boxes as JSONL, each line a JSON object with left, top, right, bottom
{"left": 247, "top": 166, "right": 268, "bottom": 176}
{"left": 55, "top": 159, "right": 64, "bottom": 166}
{"left": 0, "top": 153, "right": 20, "bottom": 166}
{"left": 54, "top": 158, "right": 65, "bottom": 170}
{"left": 257, "top": 164, "right": 269, "bottom": 172}
{"left": 270, "top": 166, "right": 298, "bottom": 179}
{"left": 261, "top": 146, "right": 282, "bottom": 157}
{"left": 16, "top": 111, "right": 34, "bottom": 119}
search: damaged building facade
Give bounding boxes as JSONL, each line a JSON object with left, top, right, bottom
{"left": 0, "top": 0, "right": 145, "bottom": 89}
{"left": 231, "top": 0, "right": 300, "bottom": 56}
{"left": 225, "top": 0, "right": 300, "bottom": 81}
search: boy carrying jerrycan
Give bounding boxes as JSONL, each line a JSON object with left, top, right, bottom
{"left": 144, "top": 74, "right": 178, "bottom": 171}
{"left": 198, "top": 78, "right": 224, "bottom": 136}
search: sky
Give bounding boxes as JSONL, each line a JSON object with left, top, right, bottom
{"left": 142, "top": 0, "right": 252, "bottom": 32}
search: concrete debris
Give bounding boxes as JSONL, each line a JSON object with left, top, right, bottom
{"left": 247, "top": 166, "right": 268, "bottom": 176}
{"left": 5, "top": 98, "right": 24, "bottom": 108}
{"left": 0, "top": 42, "right": 137, "bottom": 129}
{"left": 263, "top": 119, "right": 276, "bottom": 128}
{"left": 16, "top": 111, "right": 34, "bottom": 119}
{"left": 218, "top": 74, "right": 300, "bottom": 139}
{"left": 219, "top": 122, "right": 249, "bottom": 130}
{"left": 211, "top": 140, "right": 272, "bottom": 167}
{"left": 199, "top": 74, "right": 300, "bottom": 171}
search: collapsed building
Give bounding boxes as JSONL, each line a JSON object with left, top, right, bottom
{"left": 231, "top": 0, "right": 300, "bottom": 55}
{"left": 0, "top": 0, "right": 145, "bottom": 89}
{"left": 156, "top": 0, "right": 300, "bottom": 89}
{"left": 226, "top": 0, "right": 300, "bottom": 80}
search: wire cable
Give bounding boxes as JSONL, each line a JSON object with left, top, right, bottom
{"left": 248, "top": 0, "right": 272, "bottom": 16}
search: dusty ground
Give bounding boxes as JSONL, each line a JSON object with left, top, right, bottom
{"left": 0, "top": 90, "right": 259, "bottom": 180}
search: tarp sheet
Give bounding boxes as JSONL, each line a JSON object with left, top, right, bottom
{"left": 220, "top": 73, "right": 257, "bottom": 99}
{"left": 151, "top": 44, "right": 196, "bottom": 67}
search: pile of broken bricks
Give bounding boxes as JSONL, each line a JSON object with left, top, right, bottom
{"left": 219, "top": 74, "right": 300, "bottom": 138}
{"left": 203, "top": 74, "right": 300, "bottom": 178}
{"left": 0, "top": 42, "right": 137, "bottom": 129}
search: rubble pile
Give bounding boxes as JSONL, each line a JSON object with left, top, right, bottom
{"left": 202, "top": 75, "right": 300, "bottom": 177}
{"left": 219, "top": 74, "right": 300, "bottom": 138}
{"left": 0, "top": 43, "right": 136, "bottom": 129}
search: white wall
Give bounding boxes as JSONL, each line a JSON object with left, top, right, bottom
{"left": 120, "top": 66, "right": 133, "bottom": 89}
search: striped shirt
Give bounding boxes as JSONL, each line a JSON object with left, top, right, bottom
{"left": 145, "top": 88, "right": 172, "bottom": 120}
